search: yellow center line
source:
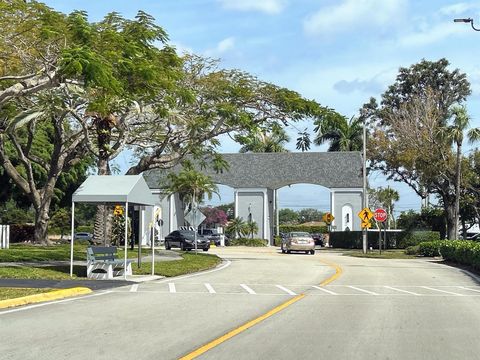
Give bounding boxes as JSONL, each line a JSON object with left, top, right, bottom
{"left": 318, "top": 258, "right": 343, "bottom": 286}
{"left": 179, "top": 257, "right": 343, "bottom": 360}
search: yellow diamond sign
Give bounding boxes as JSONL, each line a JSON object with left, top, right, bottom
{"left": 322, "top": 212, "right": 335, "bottom": 224}
{"left": 358, "top": 207, "right": 373, "bottom": 222}
{"left": 113, "top": 205, "right": 124, "bottom": 216}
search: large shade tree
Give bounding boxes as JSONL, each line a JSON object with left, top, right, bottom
{"left": 364, "top": 59, "right": 472, "bottom": 239}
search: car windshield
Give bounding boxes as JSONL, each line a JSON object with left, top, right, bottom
{"left": 290, "top": 232, "right": 311, "bottom": 238}
{"left": 179, "top": 231, "right": 195, "bottom": 240}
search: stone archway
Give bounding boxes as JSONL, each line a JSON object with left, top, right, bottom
{"left": 143, "top": 152, "right": 364, "bottom": 244}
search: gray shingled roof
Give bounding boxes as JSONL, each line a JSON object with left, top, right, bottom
{"left": 143, "top": 152, "right": 363, "bottom": 190}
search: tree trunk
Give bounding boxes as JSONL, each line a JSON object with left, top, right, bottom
{"left": 454, "top": 143, "right": 462, "bottom": 240}
{"left": 93, "top": 117, "right": 113, "bottom": 244}
{"left": 34, "top": 203, "right": 52, "bottom": 245}
{"left": 445, "top": 203, "right": 456, "bottom": 240}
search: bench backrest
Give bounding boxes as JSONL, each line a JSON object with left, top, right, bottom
{"left": 87, "top": 246, "right": 118, "bottom": 262}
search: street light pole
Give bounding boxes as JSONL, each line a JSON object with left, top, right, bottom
{"left": 454, "top": 18, "right": 480, "bottom": 31}
{"left": 362, "top": 119, "right": 368, "bottom": 254}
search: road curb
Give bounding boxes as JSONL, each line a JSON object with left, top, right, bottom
{"left": 0, "top": 287, "right": 92, "bottom": 309}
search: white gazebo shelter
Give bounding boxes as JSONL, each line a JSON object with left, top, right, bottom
{"left": 70, "top": 175, "right": 157, "bottom": 279}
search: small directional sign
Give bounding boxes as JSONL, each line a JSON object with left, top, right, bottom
{"left": 358, "top": 207, "right": 373, "bottom": 222}
{"left": 184, "top": 208, "right": 206, "bottom": 228}
{"left": 361, "top": 220, "right": 372, "bottom": 229}
{"left": 322, "top": 212, "right": 335, "bottom": 225}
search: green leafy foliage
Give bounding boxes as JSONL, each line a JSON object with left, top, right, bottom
{"left": 396, "top": 231, "right": 441, "bottom": 249}
{"left": 228, "top": 238, "right": 267, "bottom": 247}
{"left": 279, "top": 225, "right": 328, "bottom": 234}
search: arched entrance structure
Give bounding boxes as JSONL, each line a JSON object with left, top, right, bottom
{"left": 143, "top": 152, "right": 363, "bottom": 245}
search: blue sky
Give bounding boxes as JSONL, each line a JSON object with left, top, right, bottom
{"left": 44, "top": 0, "right": 480, "bottom": 215}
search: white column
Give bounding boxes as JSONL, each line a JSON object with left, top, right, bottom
{"left": 70, "top": 201, "right": 75, "bottom": 277}
{"left": 124, "top": 202, "right": 128, "bottom": 280}
{"left": 151, "top": 207, "right": 155, "bottom": 276}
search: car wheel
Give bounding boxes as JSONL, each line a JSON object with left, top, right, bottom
{"left": 165, "top": 241, "right": 171, "bottom": 250}
{"left": 287, "top": 249, "right": 291, "bottom": 254}
{"left": 203, "top": 248, "right": 209, "bottom": 252}
{"left": 310, "top": 250, "right": 315, "bottom": 255}
{"left": 305, "top": 250, "right": 309, "bottom": 254}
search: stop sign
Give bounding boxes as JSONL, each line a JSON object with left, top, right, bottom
{"left": 374, "top": 208, "right": 387, "bottom": 222}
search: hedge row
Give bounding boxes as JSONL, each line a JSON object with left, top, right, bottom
{"left": 9, "top": 224, "right": 35, "bottom": 243}
{"left": 279, "top": 225, "right": 327, "bottom": 234}
{"left": 410, "top": 240, "right": 480, "bottom": 270}
{"left": 396, "top": 231, "right": 440, "bottom": 249}
{"left": 228, "top": 238, "right": 267, "bottom": 247}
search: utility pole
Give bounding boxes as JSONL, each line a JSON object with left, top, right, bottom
{"left": 362, "top": 120, "right": 368, "bottom": 254}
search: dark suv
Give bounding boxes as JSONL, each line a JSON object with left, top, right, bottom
{"left": 165, "top": 230, "right": 210, "bottom": 251}
{"left": 198, "top": 229, "right": 221, "bottom": 244}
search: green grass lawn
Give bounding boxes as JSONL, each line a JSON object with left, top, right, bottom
{"left": 341, "top": 249, "right": 416, "bottom": 259}
{"left": 0, "top": 243, "right": 141, "bottom": 262}
{"left": 133, "top": 252, "right": 222, "bottom": 277}
{"left": 0, "top": 287, "right": 54, "bottom": 301}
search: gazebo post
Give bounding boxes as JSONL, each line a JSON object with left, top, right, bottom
{"left": 151, "top": 208, "right": 155, "bottom": 275}
{"left": 70, "top": 201, "right": 75, "bottom": 277}
{"left": 124, "top": 201, "right": 128, "bottom": 280}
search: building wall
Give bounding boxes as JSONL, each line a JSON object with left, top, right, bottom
{"left": 236, "top": 190, "right": 265, "bottom": 239}
{"left": 330, "top": 189, "right": 363, "bottom": 231}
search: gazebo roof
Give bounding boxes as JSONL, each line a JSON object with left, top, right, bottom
{"left": 72, "top": 175, "right": 156, "bottom": 205}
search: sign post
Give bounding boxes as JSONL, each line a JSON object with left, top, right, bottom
{"left": 374, "top": 208, "right": 387, "bottom": 254}
{"left": 184, "top": 203, "right": 206, "bottom": 254}
{"left": 322, "top": 213, "right": 335, "bottom": 246}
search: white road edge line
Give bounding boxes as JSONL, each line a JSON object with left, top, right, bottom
{"left": 457, "top": 286, "right": 480, "bottom": 293}
{"left": 154, "top": 259, "right": 232, "bottom": 284}
{"left": 205, "top": 283, "right": 216, "bottom": 294}
{"left": 168, "top": 283, "right": 176, "bottom": 293}
{"left": 240, "top": 284, "right": 256, "bottom": 294}
{"left": 275, "top": 285, "right": 297, "bottom": 296}
{"left": 384, "top": 286, "right": 420, "bottom": 296}
{"left": 311, "top": 285, "right": 338, "bottom": 295}
{"left": 0, "top": 291, "right": 113, "bottom": 316}
{"left": 130, "top": 284, "right": 138, "bottom": 292}
{"left": 421, "top": 286, "right": 464, "bottom": 296}
{"left": 348, "top": 286, "right": 379, "bottom": 295}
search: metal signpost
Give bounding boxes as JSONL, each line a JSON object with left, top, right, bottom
{"left": 184, "top": 203, "right": 206, "bottom": 254}
{"left": 374, "top": 208, "right": 388, "bottom": 254}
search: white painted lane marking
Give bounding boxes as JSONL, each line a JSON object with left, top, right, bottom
{"left": 421, "top": 286, "right": 464, "bottom": 296}
{"left": 240, "top": 284, "right": 256, "bottom": 294}
{"left": 384, "top": 286, "right": 420, "bottom": 296}
{"left": 348, "top": 286, "right": 379, "bottom": 295}
{"left": 168, "top": 283, "right": 176, "bottom": 293}
{"left": 311, "top": 285, "right": 338, "bottom": 295}
{"left": 129, "top": 284, "right": 138, "bottom": 292}
{"left": 0, "top": 291, "right": 113, "bottom": 316}
{"left": 155, "top": 260, "right": 232, "bottom": 284}
{"left": 275, "top": 285, "right": 297, "bottom": 296}
{"left": 457, "top": 286, "right": 480, "bottom": 293}
{"left": 205, "top": 283, "right": 216, "bottom": 294}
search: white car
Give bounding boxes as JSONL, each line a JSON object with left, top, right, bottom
{"left": 281, "top": 232, "right": 315, "bottom": 255}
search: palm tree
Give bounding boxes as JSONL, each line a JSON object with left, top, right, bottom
{"left": 443, "top": 106, "right": 480, "bottom": 239}
{"left": 239, "top": 125, "right": 290, "bottom": 153}
{"left": 376, "top": 187, "right": 400, "bottom": 229}
{"left": 165, "top": 164, "right": 219, "bottom": 210}
{"left": 242, "top": 220, "right": 259, "bottom": 239}
{"left": 226, "top": 217, "right": 246, "bottom": 239}
{"left": 314, "top": 116, "right": 363, "bottom": 151}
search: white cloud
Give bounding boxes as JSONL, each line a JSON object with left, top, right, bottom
{"left": 205, "top": 37, "right": 236, "bottom": 56}
{"left": 439, "top": 2, "right": 476, "bottom": 16}
{"left": 304, "top": 0, "right": 407, "bottom": 36}
{"left": 218, "top": 0, "right": 286, "bottom": 14}
{"left": 171, "top": 41, "right": 193, "bottom": 55}
{"left": 399, "top": 22, "right": 464, "bottom": 47}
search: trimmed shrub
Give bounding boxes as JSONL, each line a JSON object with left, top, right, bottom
{"left": 439, "top": 240, "right": 480, "bottom": 270}
{"left": 228, "top": 238, "right": 267, "bottom": 247}
{"left": 405, "top": 245, "right": 420, "bottom": 255}
{"left": 418, "top": 241, "right": 443, "bottom": 257}
{"left": 396, "top": 231, "right": 440, "bottom": 249}
{"left": 279, "top": 225, "right": 328, "bottom": 234}
{"left": 329, "top": 231, "right": 363, "bottom": 249}
{"left": 77, "top": 225, "right": 93, "bottom": 233}
{"left": 274, "top": 235, "right": 282, "bottom": 247}
{"left": 9, "top": 224, "right": 35, "bottom": 243}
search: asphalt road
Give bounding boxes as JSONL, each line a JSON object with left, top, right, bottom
{"left": 1, "top": 247, "right": 480, "bottom": 360}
